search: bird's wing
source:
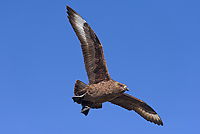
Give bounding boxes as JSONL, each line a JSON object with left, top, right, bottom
{"left": 67, "top": 6, "right": 111, "bottom": 84}
{"left": 109, "top": 93, "right": 163, "bottom": 126}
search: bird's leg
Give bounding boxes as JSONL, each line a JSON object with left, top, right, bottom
{"left": 72, "top": 92, "right": 86, "bottom": 103}
{"left": 81, "top": 105, "right": 90, "bottom": 116}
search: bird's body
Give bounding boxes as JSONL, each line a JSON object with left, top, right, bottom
{"left": 75, "top": 80, "right": 127, "bottom": 103}
{"left": 66, "top": 5, "right": 163, "bottom": 126}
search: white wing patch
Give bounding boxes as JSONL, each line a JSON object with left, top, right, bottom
{"left": 137, "top": 107, "right": 161, "bottom": 123}
{"left": 73, "top": 13, "right": 87, "bottom": 43}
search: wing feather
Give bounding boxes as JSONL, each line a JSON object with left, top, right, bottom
{"left": 67, "top": 6, "right": 111, "bottom": 84}
{"left": 110, "top": 93, "right": 163, "bottom": 126}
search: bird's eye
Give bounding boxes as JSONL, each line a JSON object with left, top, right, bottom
{"left": 119, "top": 84, "right": 123, "bottom": 87}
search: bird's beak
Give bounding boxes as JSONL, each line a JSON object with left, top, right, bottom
{"left": 126, "top": 87, "right": 129, "bottom": 91}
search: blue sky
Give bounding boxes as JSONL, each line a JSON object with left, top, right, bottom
{"left": 0, "top": 0, "right": 200, "bottom": 133}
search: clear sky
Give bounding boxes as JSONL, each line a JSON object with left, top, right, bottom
{"left": 0, "top": 0, "right": 200, "bottom": 133}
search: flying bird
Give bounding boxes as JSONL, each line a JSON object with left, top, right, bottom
{"left": 66, "top": 5, "right": 163, "bottom": 126}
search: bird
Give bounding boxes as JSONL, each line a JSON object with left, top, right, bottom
{"left": 66, "top": 5, "right": 163, "bottom": 126}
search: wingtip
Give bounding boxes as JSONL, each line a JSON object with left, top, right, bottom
{"left": 153, "top": 115, "right": 163, "bottom": 126}
{"left": 66, "top": 5, "right": 72, "bottom": 14}
{"left": 66, "top": 5, "right": 74, "bottom": 20}
{"left": 155, "top": 121, "right": 163, "bottom": 126}
{"left": 66, "top": 5, "right": 78, "bottom": 15}
{"left": 158, "top": 122, "right": 163, "bottom": 126}
{"left": 157, "top": 115, "right": 164, "bottom": 126}
{"left": 66, "top": 5, "right": 69, "bottom": 12}
{"left": 66, "top": 5, "right": 70, "bottom": 10}
{"left": 149, "top": 118, "right": 163, "bottom": 126}
{"left": 160, "top": 120, "right": 164, "bottom": 126}
{"left": 152, "top": 114, "right": 163, "bottom": 126}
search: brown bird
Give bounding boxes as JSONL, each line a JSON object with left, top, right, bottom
{"left": 66, "top": 5, "right": 163, "bottom": 126}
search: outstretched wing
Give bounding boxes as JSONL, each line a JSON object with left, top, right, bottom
{"left": 110, "top": 93, "right": 163, "bottom": 126}
{"left": 67, "top": 6, "right": 111, "bottom": 84}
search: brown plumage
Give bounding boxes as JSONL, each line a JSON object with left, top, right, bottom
{"left": 67, "top": 5, "right": 163, "bottom": 126}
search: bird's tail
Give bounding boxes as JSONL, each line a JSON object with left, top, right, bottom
{"left": 74, "top": 79, "right": 87, "bottom": 96}
{"left": 73, "top": 80, "right": 90, "bottom": 116}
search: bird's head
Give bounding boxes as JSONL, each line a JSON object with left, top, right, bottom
{"left": 117, "top": 82, "right": 129, "bottom": 91}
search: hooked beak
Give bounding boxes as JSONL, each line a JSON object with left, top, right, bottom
{"left": 124, "top": 86, "right": 129, "bottom": 91}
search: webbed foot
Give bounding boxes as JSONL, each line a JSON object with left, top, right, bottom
{"left": 81, "top": 105, "right": 90, "bottom": 116}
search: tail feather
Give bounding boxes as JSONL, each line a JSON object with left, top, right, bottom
{"left": 74, "top": 79, "right": 87, "bottom": 96}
